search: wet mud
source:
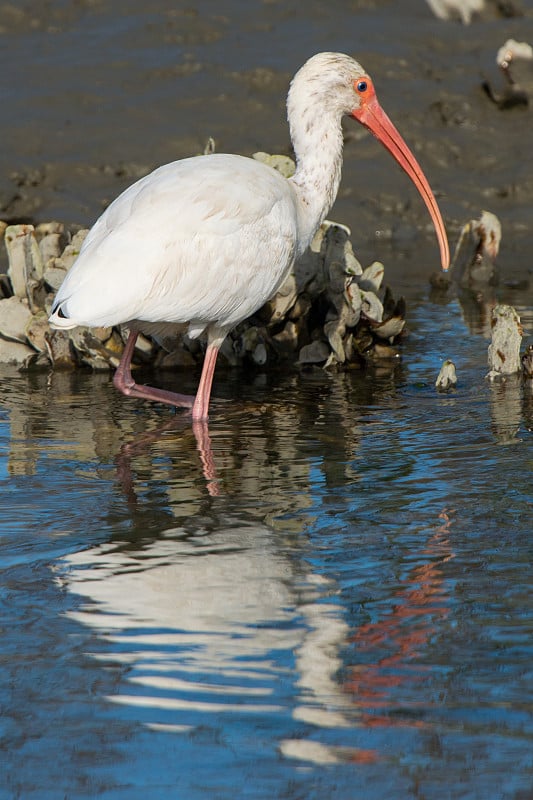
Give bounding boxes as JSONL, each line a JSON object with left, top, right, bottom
{"left": 0, "top": 0, "right": 531, "bottom": 295}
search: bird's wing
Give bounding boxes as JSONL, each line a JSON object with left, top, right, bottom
{"left": 53, "top": 154, "right": 298, "bottom": 329}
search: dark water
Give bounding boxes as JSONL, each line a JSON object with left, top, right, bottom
{"left": 1, "top": 2, "right": 533, "bottom": 799}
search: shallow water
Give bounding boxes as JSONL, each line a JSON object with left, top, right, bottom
{"left": 1, "top": 292, "right": 532, "bottom": 799}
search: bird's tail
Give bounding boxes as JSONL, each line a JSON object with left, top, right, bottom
{"left": 48, "top": 301, "right": 79, "bottom": 330}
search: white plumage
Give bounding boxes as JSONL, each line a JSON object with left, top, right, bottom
{"left": 52, "top": 155, "right": 300, "bottom": 331}
{"left": 50, "top": 52, "right": 449, "bottom": 420}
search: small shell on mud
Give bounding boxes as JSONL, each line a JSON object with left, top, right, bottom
{"left": 497, "top": 39, "right": 533, "bottom": 72}
{"left": 483, "top": 38, "right": 532, "bottom": 109}
{"left": 451, "top": 210, "right": 501, "bottom": 287}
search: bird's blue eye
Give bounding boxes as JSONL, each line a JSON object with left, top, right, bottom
{"left": 357, "top": 80, "right": 367, "bottom": 93}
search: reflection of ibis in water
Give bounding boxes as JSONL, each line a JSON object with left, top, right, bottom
{"left": 57, "top": 522, "right": 360, "bottom": 762}
{"left": 49, "top": 52, "right": 449, "bottom": 420}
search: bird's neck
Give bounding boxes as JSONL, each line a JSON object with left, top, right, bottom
{"left": 288, "top": 106, "right": 344, "bottom": 254}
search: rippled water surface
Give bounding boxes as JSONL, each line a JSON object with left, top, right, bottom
{"left": 1, "top": 296, "right": 532, "bottom": 800}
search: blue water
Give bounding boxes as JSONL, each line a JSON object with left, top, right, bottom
{"left": 1, "top": 297, "right": 532, "bottom": 799}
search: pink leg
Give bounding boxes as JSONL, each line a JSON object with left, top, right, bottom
{"left": 192, "top": 343, "right": 220, "bottom": 421}
{"left": 113, "top": 330, "right": 195, "bottom": 410}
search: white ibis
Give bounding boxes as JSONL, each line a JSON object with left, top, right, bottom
{"left": 49, "top": 52, "right": 449, "bottom": 420}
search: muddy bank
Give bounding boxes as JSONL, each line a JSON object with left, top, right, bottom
{"left": 0, "top": 0, "right": 532, "bottom": 291}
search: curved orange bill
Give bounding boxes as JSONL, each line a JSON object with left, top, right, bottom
{"left": 352, "top": 93, "right": 450, "bottom": 271}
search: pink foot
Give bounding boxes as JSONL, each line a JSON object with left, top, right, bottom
{"left": 114, "top": 370, "right": 195, "bottom": 409}
{"left": 114, "top": 330, "right": 194, "bottom": 410}
{"left": 114, "top": 330, "right": 220, "bottom": 419}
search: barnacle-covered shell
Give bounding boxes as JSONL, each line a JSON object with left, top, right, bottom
{"left": 487, "top": 304, "right": 522, "bottom": 379}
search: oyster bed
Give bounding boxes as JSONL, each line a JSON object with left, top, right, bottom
{"left": 0, "top": 158, "right": 407, "bottom": 375}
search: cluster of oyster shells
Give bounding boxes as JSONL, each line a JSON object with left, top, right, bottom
{"left": 433, "top": 208, "right": 531, "bottom": 390}
{"left": 0, "top": 157, "right": 407, "bottom": 373}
